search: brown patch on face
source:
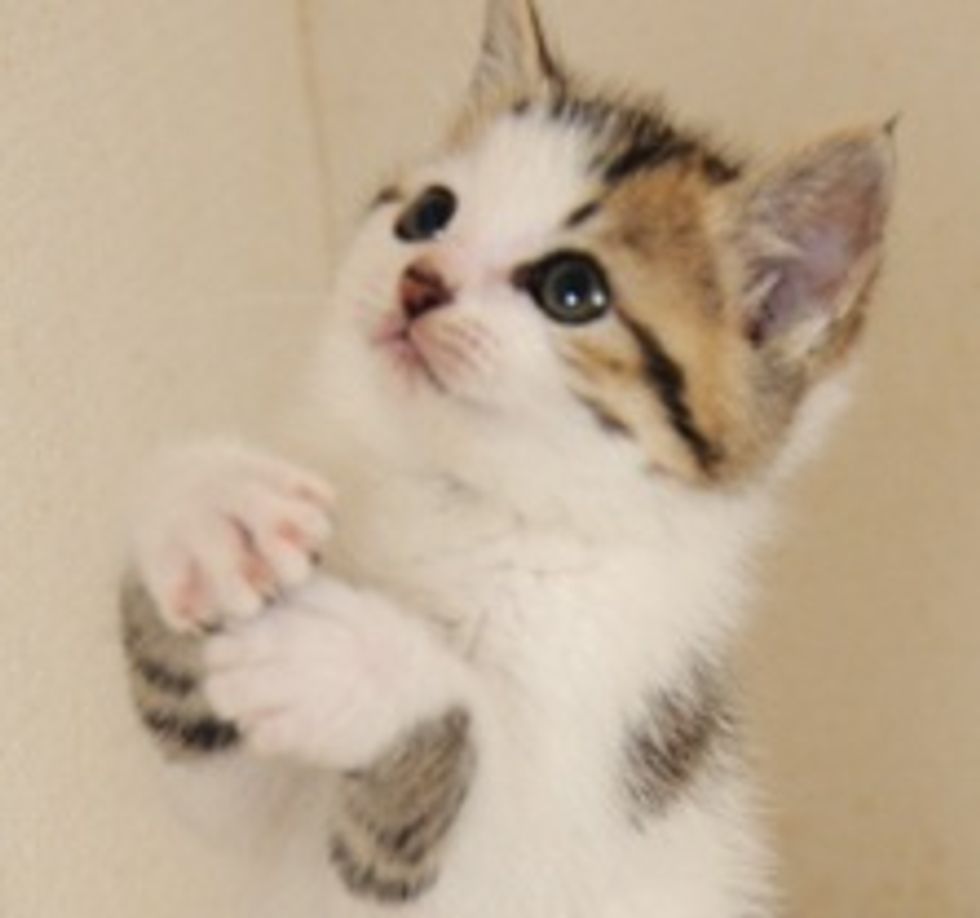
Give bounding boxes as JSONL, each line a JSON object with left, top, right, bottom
{"left": 560, "top": 163, "right": 812, "bottom": 485}
{"left": 446, "top": 71, "right": 888, "bottom": 485}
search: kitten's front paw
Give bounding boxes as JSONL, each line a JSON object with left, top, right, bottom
{"left": 203, "top": 579, "right": 424, "bottom": 771}
{"left": 132, "top": 441, "right": 334, "bottom": 634}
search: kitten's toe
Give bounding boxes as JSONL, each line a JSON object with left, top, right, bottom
{"left": 192, "top": 518, "right": 270, "bottom": 620}
{"left": 132, "top": 440, "right": 336, "bottom": 633}
{"left": 234, "top": 486, "right": 332, "bottom": 588}
{"left": 200, "top": 597, "right": 394, "bottom": 768}
{"left": 138, "top": 536, "right": 223, "bottom": 634}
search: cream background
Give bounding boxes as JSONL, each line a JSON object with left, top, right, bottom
{"left": 1, "top": 1, "right": 976, "bottom": 916}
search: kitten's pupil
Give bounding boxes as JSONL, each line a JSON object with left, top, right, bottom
{"left": 396, "top": 186, "right": 457, "bottom": 242}
{"left": 524, "top": 251, "right": 612, "bottom": 325}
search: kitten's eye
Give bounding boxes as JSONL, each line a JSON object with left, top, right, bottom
{"left": 396, "top": 186, "right": 457, "bottom": 242}
{"left": 522, "top": 251, "right": 612, "bottom": 325}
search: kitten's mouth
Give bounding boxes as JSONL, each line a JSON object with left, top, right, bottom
{"left": 372, "top": 316, "right": 446, "bottom": 392}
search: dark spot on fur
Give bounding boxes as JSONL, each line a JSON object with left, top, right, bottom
{"left": 545, "top": 86, "right": 740, "bottom": 189}
{"left": 371, "top": 185, "right": 402, "bottom": 210}
{"left": 142, "top": 710, "right": 240, "bottom": 753}
{"left": 604, "top": 135, "right": 699, "bottom": 184}
{"left": 132, "top": 656, "right": 197, "bottom": 698}
{"left": 702, "top": 153, "right": 742, "bottom": 185}
{"left": 330, "top": 836, "right": 435, "bottom": 903}
{"left": 121, "top": 573, "right": 237, "bottom": 759}
{"left": 624, "top": 662, "right": 734, "bottom": 825}
{"left": 566, "top": 200, "right": 602, "bottom": 228}
{"left": 330, "top": 709, "right": 475, "bottom": 903}
{"left": 575, "top": 394, "right": 632, "bottom": 437}
{"left": 549, "top": 92, "right": 617, "bottom": 136}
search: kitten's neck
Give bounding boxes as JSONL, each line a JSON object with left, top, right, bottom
{"left": 291, "top": 324, "right": 775, "bottom": 618}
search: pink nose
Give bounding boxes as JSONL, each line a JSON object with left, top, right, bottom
{"left": 400, "top": 259, "right": 453, "bottom": 321}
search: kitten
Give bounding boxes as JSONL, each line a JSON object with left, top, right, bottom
{"left": 121, "top": 1, "right": 894, "bottom": 915}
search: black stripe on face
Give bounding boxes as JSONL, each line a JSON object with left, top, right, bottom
{"left": 620, "top": 316, "right": 724, "bottom": 472}
{"left": 604, "top": 133, "right": 699, "bottom": 185}
{"left": 549, "top": 92, "right": 617, "bottom": 136}
{"left": 575, "top": 394, "right": 632, "bottom": 438}
{"left": 546, "top": 88, "right": 741, "bottom": 187}
{"left": 550, "top": 94, "right": 697, "bottom": 184}
{"left": 565, "top": 200, "right": 602, "bottom": 229}
{"left": 142, "top": 710, "right": 240, "bottom": 753}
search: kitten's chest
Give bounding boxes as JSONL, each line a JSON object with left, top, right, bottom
{"left": 324, "top": 474, "right": 631, "bottom": 654}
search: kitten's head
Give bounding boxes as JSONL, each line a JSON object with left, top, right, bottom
{"left": 332, "top": 0, "right": 894, "bottom": 490}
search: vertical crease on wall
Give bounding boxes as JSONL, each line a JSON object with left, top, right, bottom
{"left": 294, "top": 0, "right": 336, "bottom": 261}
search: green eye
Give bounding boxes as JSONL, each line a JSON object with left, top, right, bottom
{"left": 521, "top": 251, "right": 612, "bottom": 325}
{"left": 395, "top": 186, "right": 457, "bottom": 242}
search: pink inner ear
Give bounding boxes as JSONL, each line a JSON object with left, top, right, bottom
{"left": 803, "top": 224, "right": 853, "bottom": 293}
{"left": 745, "top": 136, "right": 892, "bottom": 347}
{"left": 749, "top": 224, "right": 863, "bottom": 345}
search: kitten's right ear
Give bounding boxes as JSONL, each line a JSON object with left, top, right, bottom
{"left": 470, "top": 0, "right": 561, "bottom": 98}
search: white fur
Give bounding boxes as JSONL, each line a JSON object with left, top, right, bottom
{"left": 132, "top": 441, "right": 333, "bottom": 631}
{"left": 129, "top": 114, "right": 849, "bottom": 917}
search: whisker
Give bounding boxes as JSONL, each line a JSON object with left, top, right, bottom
{"left": 424, "top": 330, "right": 488, "bottom": 380}
{"left": 434, "top": 322, "right": 499, "bottom": 363}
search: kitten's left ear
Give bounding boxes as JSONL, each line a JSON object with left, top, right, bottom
{"left": 471, "top": 0, "right": 561, "bottom": 97}
{"left": 732, "top": 125, "right": 896, "bottom": 365}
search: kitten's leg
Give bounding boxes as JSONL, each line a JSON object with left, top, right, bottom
{"left": 120, "top": 439, "right": 333, "bottom": 760}
{"left": 121, "top": 575, "right": 241, "bottom": 758}
{"left": 202, "top": 577, "right": 471, "bottom": 770}
{"left": 202, "top": 578, "right": 478, "bottom": 903}
{"left": 123, "top": 442, "right": 477, "bottom": 901}
{"left": 330, "top": 708, "right": 474, "bottom": 903}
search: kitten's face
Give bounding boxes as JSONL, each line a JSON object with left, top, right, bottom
{"left": 335, "top": 0, "right": 893, "bottom": 488}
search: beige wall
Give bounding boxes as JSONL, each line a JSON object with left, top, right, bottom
{"left": 0, "top": 2, "right": 330, "bottom": 915}
{"left": 2, "top": 1, "right": 977, "bottom": 916}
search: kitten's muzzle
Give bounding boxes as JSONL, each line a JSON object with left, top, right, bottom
{"left": 400, "top": 258, "right": 455, "bottom": 322}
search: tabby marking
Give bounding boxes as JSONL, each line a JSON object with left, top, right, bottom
{"left": 624, "top": 663, "right": 734, "bottom": 824}
{"left": 120, "top": 575, "right": 240, "bottom": 759}
{"left": 330, "top": 709, "right": 476, "bottom": 903}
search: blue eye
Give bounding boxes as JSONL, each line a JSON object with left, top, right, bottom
{"left": 396, "top": 186, "right": 457, "bottom": 242}
{"left": 521, "top": 251, "right": 612, "bottom": 325}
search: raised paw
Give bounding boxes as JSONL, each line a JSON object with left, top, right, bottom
{"left": 203, "top": 578, "right": 435, "bottom": 770}
{"left": 132, "top": 440, "right": 335, "bottom": 634}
